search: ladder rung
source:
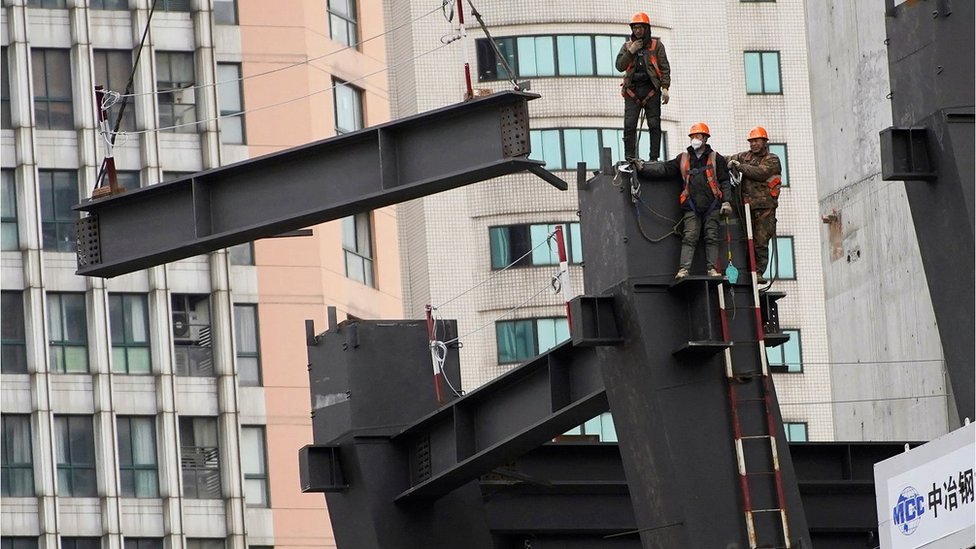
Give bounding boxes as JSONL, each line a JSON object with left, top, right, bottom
{"left": 734, "top": 398, "right": 766, "bottom": 403}
{"left": 750, "top": 508, "right": 786, "bottom": 514}
{"left": 746, "top": 471, "right": 777, "bottom": 476}
{"left": 739, "top": 435, "right": 772, "bottom": 440}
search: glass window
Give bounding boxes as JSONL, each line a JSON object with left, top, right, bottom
{"left": 117, "top": 416, "right": 158, "bottom": 497}
{"left": 61, "top": 538, "right": 101, "bottom": 549}
{"left": 1, "top": 415, "right": 34, "bottom": 496}
{"left": 784, "top": 422, "right": 808, "bottom": 442}
{"left": 93, "top": 50, "right": 135, "bottom": 132}
{"left": 90, "top": 0, "right": 128, "bottom": 9}
{"left": 2, "top": 47, "right": 11, "bottom": 129}
{"left": 516, "top": 36, "right": 555, "bottom": 77}
{"left": 0, "top": 538, "right": 38, "bottom": 549}
{"left": 342, "top": 212, "right": 374, "bottom": 287}
{"left": 186, "top": 541, "right": 223, "bottom": 549}
{"left": 489, "top": 223, "right": 582, "bottom": 269}
{"left": 214, "top": 0, "right": 238, "bottom": 24}
{"left": 115, "top": 171, "right": 141, "bottom": 192}
{"left": 124, "top": 540, "right": 162, "bottom": 549}
{"left": 32, "top": 49, "right": 73, "bottom": 130}
{"left": 109, "top": 294, "right": 151, "bottom": 375}
{"left": 159, "top": 0, "right": 191, "bottom": 11}
{"left": 1, "top": 292, "right": 28, "bottom": 374}
{"left": 768, "top": 143, "right": 789, "bottom": 187}
{"left": 241, "top": 426, "right": 269, "bottom": 507}
{"left": 179, "top": 417, "right": 221, "bottom": 499}
{"left": 476, "top": 37, "right": 515, "bottom": 82}
{"left": 595, "top": 36, "right": 625, "bottom": 76}
{"left": 48, "top": 292, "right": 89, "bottom": 373}
{"left": 39, "top": 170, "right": 79, "bottom": 252}
{"left": 575, "top": 411, "right": 616, "bottom": 442}
{"left": 54, "top": 415, "right": 96, "bottom": 497}
{"left": 496, "top": 317, "right": 569, "bottom": 364}
{"left": 478, "top": 35, "right": 624, "bottom": 81}
{"left": 229, "top": 242, "right": 254, "bottom": 265}
{"left": 27, "top": 0, "right": 66, "bottom": 8}
{"left": 744, "top": 51, "right": 782, "bottom": 95}
{"left": 556, "top": 35, "right": 594, "bottom": 76}
{"left": 768, "top": 328, "right": 802, "bottom": 373}
{"left": 328, "top": 0, "right": 358, "bottom": 48}
{"left": 333, "top": 79, "right": 363, "bottom": 134}
{"left": 217, "top": 63, "right": 244, "bottom": 144}
{"left": 530, "top": 128, "right": 664, "bottom": 171}
{"left": 234, "top": 304, "right": 261, "bottom": 386}
{"left": 172, "top": 294, "right": 214, "bottom": 377}
{"left": 155, "top": 52, "right": 197, "bottom": 133}
{"left": 2, "top": 170, "right": 18, "bottom": 250}
{"left": 763, "top": 236, "right": 796, "bottom": 280}
{"left": 529, "top": 129, "right": 563, "bottom": 170}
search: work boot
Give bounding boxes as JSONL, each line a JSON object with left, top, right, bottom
{"left": 707, "top": 267, "right": 721, "bottom": 277}
{"left": 756, "top": 275, "right": 768, "bottom": 285}
{"left": 674, "top": 268, "right": 689, "bottom": 279}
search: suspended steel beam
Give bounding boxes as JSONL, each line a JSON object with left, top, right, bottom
{"left": 75, "top": 91, "right": 565, "bottom": 278}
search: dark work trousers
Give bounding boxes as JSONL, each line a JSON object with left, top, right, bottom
{"left": 622, "top": 82, "right": 662, "bottom": 161}
{"left": 752, "top": 207, "right": 777, "bottom": 276}
{"left": 679, "top": 209, "right": 721, "bottom": 271}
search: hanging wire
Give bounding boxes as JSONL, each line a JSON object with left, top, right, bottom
{"left": 110, "top": 40, "right": 452, "bottom": 136}
{"left": 778, "top": 393, "right": 948, "bottom": 407}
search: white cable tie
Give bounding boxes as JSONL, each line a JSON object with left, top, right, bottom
{"left": 100, "top": 90, "right": 121, "bottom": 111}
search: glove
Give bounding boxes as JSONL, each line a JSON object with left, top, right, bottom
{"left": 661, "top": 88, "right": 669, "bottom": 104}
{"left": 727, "top": 159, "right": 740, "bottom": 169}
{"left": 627, "top": 40, "right": 642, "bottom": 54}
{"left": 720, "top": 202, "right": 733, "bottom": 216}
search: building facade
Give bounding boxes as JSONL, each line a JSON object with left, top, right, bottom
{"left": 1, "top": 0, "right": 395, "bottom": 548}
{"left": 387, "top": 0, "right": 834, "bottom": 442}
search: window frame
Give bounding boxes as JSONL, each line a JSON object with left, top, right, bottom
{"left": 495, "top": 316, "right": 570, "bottom": 364}
{"left": 229, "top": 242, "right": 254, "bottom": 265}
{"left": 488, "top": 222, "right": 583, "bottom": 270}
{"left": 155, "top": 51, "right": 197, "bottom": 133}
{"left": 767, "top": 143, "right": 789, "bottom": 187}
{"left": 93, "top": 49, "right": 136, "bottom": 132}
{"left": 60, "top": 538, "right": 101, "bottom": 549}
{"left": 234, "top": 304, "right": 262, "bottom": 386}
{"left": 763, "top": 235, "right": 797, "bottom": 281}
{"left": 213, "top": 0, "right": 238, "bottom": 24}
{"left": 48, "top": 292, "right": 90, "bottom": 374}
{"left": 31, "top": 48, "right": 74, "bottom": 130}
{"left": 217, "top": 62, "right": 245, "bottom": 144}
{"left": 784, "top": 422, "right": 808, "bottom": 442}
{"left": 1, "top": 291, "right": 28, "bottom": 374}
{"left": 109, "top": 293, "right": 152, "bottom": 375}
{"left": 477, "top": 34, "right": 628, "bottom": 82}
{"left": 27, "top": 0, "right": 67, "bottom": 9}
{"left": 172, "top": 293, "right": 214, "bottom": 377}
{"left": 529, "top": 127, "right": 666, "bottom": 171}
{"left": 327, "top": 0, "right": 359, "bottom": 48}
{"left": 1, "top": 414, "right": 35, "bottom": 497}
{"left": 332, "top": 78, "right": 364, "bottom": 134}
{"left": 117, "top": 416, "right": 159, "bottom": 497}
{"left": 744, "top": 50, "right": 782, "bottom": 95}
{"left": 54, "top": 415, "right": 97, "bottom": 497}
{"left": 1, "top": 169, "right": 17, "bottom": 250}
{"left": 123, "top": 539, "right": 163, "bottom": 549}
{"left": 1, "top": 47, "right": 11, "bottom": 129}
{"left": 38, "top": 169, "right": 79, "bottom": 252}
{"left": 768, "top": 328, "right": 802, "bottom": 373}
{"left": 0, "top": 538, "right": 39, "bottom": 549}
{"left": 342, "top": 212, "right": 375, "bottom": 287}
{"left": 179, "top": 416, "right": 222, "bottom": 499}
{"left": 90, "top": 0, "right": 129, "bottom": 9}
{"left": 159, "top": 0, "right": 191, "bottom": 12}
{"left": 241, "top": 425, "right": 270, "bottom": 507}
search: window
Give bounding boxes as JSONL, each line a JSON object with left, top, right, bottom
{"left": 28, "top": 0, "right": 66, "bottom": 8}
{"left": 172, "top": 294, "right": 213, "bottom": 377}
{"left": 32, "top": 49, "right": 74, "bottom": 130}
{"left": 234, "top": 305, "right": 261, "bottom": 386}
{"left": 744, "top": 51, "right": 781, "bottom": 94}
{"left": 2, "top": 47, "right": 11, "bottom": 129}
{"left": 156, "top": 52, "right": 196, "bottom": 133}
{"left": 477, "top": 35, "right": 626, "bottom": 81}
{"left": 54, "top": 415, "right": 96, "bottom": 496}
{"left": 115, "top": 171, "right": 141, "bottom": 192}
{"left": 784, "top": 422, "right": 808, "bottom": 442}
{"left": 187, "top": 541, "right": 224, "bottom": 549}
{"left": 564, "top": 412, "right": 618, "bottom": 442}
{"left": 1, "top": 415, "right": 34, "bottom": 496}
{"left": 333, "top": 79, "right": 363, "bottom": 134}
{"left": 109, "top": 294, "right": 151, "bottom": 375}
{"left": 48, "top": 292, "right": 89, "bottom": 373}
{"left": 117, "top": 416, "right": 158, "bottom": 497}
{"left": 124, "top": 540, "right": 162, "bottom": 549}
{"left": 162, "top": 171, "right": 194, "bottom": 183}
{"left": 489, "top": 223, "right": 582, "bottom": 269}
{"left": 1, "top": 292, "right": 28, "bottom": 374}
{"left": 768, "top": 143, "right": 789, "bottom": 187}
{"left": 217, "top": 63, "right": 244, "bottom": 144}
{"left": 529, "top": 128, "right": 665, "bottom": 170}
{"left": 768, "top": 328, "right": 802, "bottom": 373}
{"left": 39, "top": 170, "right": 79, "bottom": 252}
{"left": 60, "top": 538, "right": 101, "bottom": 549}
{"left": 229, "top": 242, "right": 254, "bottom": 265}
{"left": 327, "top": 0, "right": 358, "bottom": 48}
{"left": 342, "top": 212, "right": 374, "bottom": 287}
{"left": 762, "top": 236, "right": 796, "bottom": 280}
{"left": 214, "top": 0, "right": 238, "bottom": 24}
{"left": 159, "top": 0, "right": 191, "bottom": 11}
{"left": 93, "top": 50, "right": 135, "bottom": 132}
{"left": 90, "top": 0, "right": 128, "bottom": 9}
{"left": 0, "top": 539, "right": 38, "bottom": 549}
{"left": 180, "top": 417, "right": 221, "bottom": 499}
{"left": 2, "top": 170, "right": 17, "bottom": 250}
{"left": 496, "top": 317, "right": 569, "bottom": 364}
{"left": 241, "top": 426, "right": 269, "bottom": 507}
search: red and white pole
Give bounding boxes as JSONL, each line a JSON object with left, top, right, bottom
{"left": 743, "top": 199, "right": 769, "bottom": 376}
{"left": 553, "top": 225, "right": 574, "bottom": 329}
{"left": 94, "top": 86, "right": 119, "bottom": 196}
{"left": 456, "top": 0, "right": 475, "bottom": 100}
{"left": 425, "top": 304, "right": 447, "bottom": 405}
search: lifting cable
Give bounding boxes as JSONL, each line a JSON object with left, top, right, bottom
{"left": 463, "top": 0, "right": 522, "bottom": 91}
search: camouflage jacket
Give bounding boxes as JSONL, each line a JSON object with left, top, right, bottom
{"left": 728, "top": 150, "right": 782, "bottom": 209}
{"left": 615, "top": 38, "right": 671, "bottom": 92}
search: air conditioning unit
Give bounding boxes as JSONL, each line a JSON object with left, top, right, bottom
{"left": 173, "top": 312, "right": 191, "bottom": 339}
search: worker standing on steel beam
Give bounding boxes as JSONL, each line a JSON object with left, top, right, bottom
{"left": 617, "top": 12, "right": 671, "bottom": 162}
{"left": 636, "top": 122, "right": 733, "bottom": 279}
{"left": 727, "top": 127, "right": 782, "bottom": 284}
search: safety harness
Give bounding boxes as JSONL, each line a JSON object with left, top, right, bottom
{"left": 678, "top": 151, "right": 722, "bottom": 213}
{"left": 621, "top": 38, "right": 663, "bottom": 106}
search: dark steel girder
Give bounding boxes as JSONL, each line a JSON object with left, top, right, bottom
{"left": 74, "top": 91, "right": 565, "bottom": 278}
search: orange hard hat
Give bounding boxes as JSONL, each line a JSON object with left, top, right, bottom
{"left": 630, "top": 12, "right": 650, "bottom": 25}
{"left": 688, "top": 122, "right": 711, "bottom": 138}
{"left": 747, "top": 126, "right": 769, "bottom": 140}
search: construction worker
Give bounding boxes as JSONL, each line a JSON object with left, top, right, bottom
{"left": 637, "top": 123, "right": 732, "bottom": 279}
{"left": 727, "top": 126, "right": 782, "bottom": 284}
{"left": 616, "top": 12, "right": 670, "bottom": 162}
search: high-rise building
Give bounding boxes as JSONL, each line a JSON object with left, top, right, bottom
{"left": 387, "top": 0, "right": 833, "bottom": 442}
{"left": 1, "top": 0, "right": 396, "bottom": 547}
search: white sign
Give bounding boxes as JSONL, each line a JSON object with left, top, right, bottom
{"left": 881, "top": 435, "right": 975, "bottom": 548}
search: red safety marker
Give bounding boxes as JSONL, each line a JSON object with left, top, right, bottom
{"left": 456, "top": 0, "right": 474, "bottom": 100}
{"left": 553, "top": 225, "right": 573, "bottom": 328}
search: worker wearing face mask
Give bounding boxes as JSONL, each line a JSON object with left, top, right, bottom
{"left": 635, "top": 122, "right": 733, "bottom": 279}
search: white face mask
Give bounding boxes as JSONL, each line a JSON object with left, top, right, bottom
{"left": 690, "top": 138, "right": 703, "bottom": 150}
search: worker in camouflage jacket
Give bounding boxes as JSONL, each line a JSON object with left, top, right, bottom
{"left": 616, "top": 12, "right": 671, "bottom": 162}
{"left": 726, "top": 127, "right": 783, "bottom": 283}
